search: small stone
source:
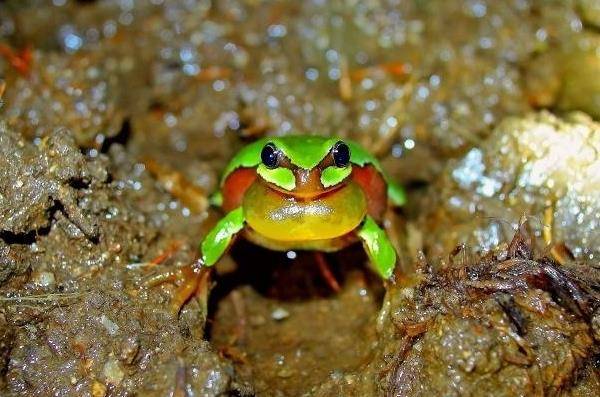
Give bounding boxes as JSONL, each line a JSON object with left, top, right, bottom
{"left": 330, "top": 369, "right": 343, "bottom": 381}
{"left": 92, "top": 381, "right": 107, "bottom": 397}
{"left": 31, "top": 271, "right": 55, "bottom": 287}
{"left": 103, "top": 357, "right": 124, "bottom": 385}
{"left": 249, "top": 315, "right": 266, "bottom": 326}
{"left": 276, "top": 368, "right": 294, "bottom": 378}
{"left": 271, "top": 307, "right": 290, "bottom": 321}
{"left": 119, "top": 336, "right": 140, "bottom": 364}
{"left": 99, "top": 315, "right": 119, "bottom": 336}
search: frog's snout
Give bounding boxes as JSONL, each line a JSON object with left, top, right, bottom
{"left": 291, "top": 168, "right": 324, "bottom": 198}
{"left": 266, "top": 167, "right": 343, "bottom": 200}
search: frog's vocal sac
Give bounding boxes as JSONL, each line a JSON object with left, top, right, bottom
{"left": 200, "top": 135, "right": 406, "bottom": 279}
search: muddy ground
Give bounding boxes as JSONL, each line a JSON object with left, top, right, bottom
{"left": 0, "top": 1, "right": 599, "bottom": 396}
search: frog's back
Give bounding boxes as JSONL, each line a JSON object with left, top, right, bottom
{"left": 220, "top": 137, "right": 269, "bottom": 184}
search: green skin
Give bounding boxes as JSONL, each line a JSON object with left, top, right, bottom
{"left": 200, "top": 136, "right": 406, "bottom": 279}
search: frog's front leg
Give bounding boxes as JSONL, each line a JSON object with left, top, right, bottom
{"left": 357, "top": 215, "right": 397, "bottom": 279}
{"left": 201, "top": 206, "right": 245, "bottom": 266}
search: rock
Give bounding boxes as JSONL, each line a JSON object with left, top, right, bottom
{"left": 271, "top": 307, "right": 290, "bottom": 321}
{"left": 418, "top": 111, "right": 600, "bottom": 262}
{"left": 103, "top": 357, "right": 124, "bottom": 386}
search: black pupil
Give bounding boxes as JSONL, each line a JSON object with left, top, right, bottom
{"left": 261, "top": 143, "right": 279, "bottom": 168}
{"left": 332, "top": 141, "right": 350, "bottom": 167}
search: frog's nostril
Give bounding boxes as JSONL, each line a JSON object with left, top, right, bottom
{"left": 295, "top": 168, "right": 315, "bottom": 185}
{"left": 291, "top": 168, "right": 325, "bottom": 198}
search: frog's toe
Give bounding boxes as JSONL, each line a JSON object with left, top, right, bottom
{"left": 168, "top": 263, "right": 212, "bottom": 315}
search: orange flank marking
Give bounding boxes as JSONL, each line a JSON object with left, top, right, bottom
{"left": 221, "top": 168, "right": 257, "bottom": 212}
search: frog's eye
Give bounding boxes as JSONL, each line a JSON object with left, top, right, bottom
{"left": 261, "top": 143, "right": 280, "bottom": 169}
{"left": 332, "top": 141, "right": 351, "bottom": 168}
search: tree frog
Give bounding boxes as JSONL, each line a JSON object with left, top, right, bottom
{"left": 201, "top": 135, "right": 406, "bottom": 279}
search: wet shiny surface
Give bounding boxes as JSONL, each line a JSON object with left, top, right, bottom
{"left": 418, "top": 111, "right": 600, "bottom": 262}
{"left": 243, "top": 180, "right": 367, "bottom": 242}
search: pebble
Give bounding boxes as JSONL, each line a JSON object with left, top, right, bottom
{"left": 271, "top": 307, "right": 290, "bottom": 321}
{"left": 103, "top": 357, "right": 124, "bottom": 385}
{"left": 99, "top": 314, "right": 119, "bottom": 336}
{"left": 31, "top": 271, "right": 55, "bottom": 287}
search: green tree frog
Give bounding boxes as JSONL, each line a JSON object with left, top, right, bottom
{"left": 201, "top": 135, "right": 406, "bottom": 279}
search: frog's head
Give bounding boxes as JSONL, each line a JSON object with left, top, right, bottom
{"left": 222, "top": 136, "right": 374, "bottom": 242}
{"left": 256, "top": 136, "right": 353, "bottom": 197}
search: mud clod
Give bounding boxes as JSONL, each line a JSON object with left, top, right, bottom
{"left": 382, "top": 229, "right": 598, "bottom": 397}
{"left": 0, "top": 123, "right": 100, "bottom": 239}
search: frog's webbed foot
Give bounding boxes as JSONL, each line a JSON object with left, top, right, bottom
{"left": 357, "top": 215, "right": 397, "bottom": 280}
{"left": 142, "top": 207, "right": 246, "bottom": 315}
{"left": 144, "top": 259, "right": 212, "bottom": 316}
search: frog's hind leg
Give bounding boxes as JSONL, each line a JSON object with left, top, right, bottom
{"left": 357, "top": 216, "right": 397, "bottom": 280}
{"left": 314, "top": 252, "right": 341, "bottom": 292}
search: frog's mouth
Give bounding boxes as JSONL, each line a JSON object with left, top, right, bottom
{"left": 265, "top": 180, "right": 345, "bottom": 201}
{"left": 242, "top": 180, "right": 367, "bottom": 242}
